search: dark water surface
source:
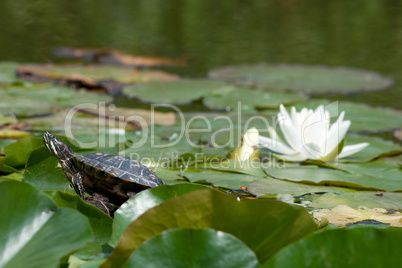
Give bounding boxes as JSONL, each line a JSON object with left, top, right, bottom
{"left": 0, "top": 0, "right": 401, "bottom": 108}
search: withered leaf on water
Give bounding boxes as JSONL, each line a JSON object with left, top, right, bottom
{"left": 53, "top": 47, "right": 187, "bottom": 67}
{"left": 16, "top": 64, "right": 180, "bottom": 94}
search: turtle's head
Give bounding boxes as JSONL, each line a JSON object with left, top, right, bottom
{"left": 43, "top": 132, "right": 73, "bottom": 160}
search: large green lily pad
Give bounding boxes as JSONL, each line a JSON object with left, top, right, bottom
{"left": 109, "top": 183, "right": 210, "bottom": 247}
{"left": 0, "top": 180, "right": 93, "bottom": 268}
{"left": 203, "top": 86, "right": 306, "bottom": 111}
{"left": 291, "top": 100, "right": 402, "bottom": 132}
{"left": 310, "top": 191, "right": 402, "bottom": 210}
{"left": 209, "top": 64, "right": 393, "bottom": 94}
{"left": 123, "top": 79, "right": 227, "bottom": 104}
{"left": 262, "top": 228, "right": 402, "bottom": 267}
{"left": 102, "top": 189, "right": 316, "bottom": 267}
{"left": 266, "top": 159, "right": 402, "bottom": 192}
{"left": 124, "top": 228, "right": 259, "bottom": 268}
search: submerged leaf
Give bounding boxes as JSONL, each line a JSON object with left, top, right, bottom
{"left": 313, "top": 205, "right": 402, "bottom": 227}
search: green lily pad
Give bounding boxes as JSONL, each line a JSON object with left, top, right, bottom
{"left": 23, "top": 146, "right": 75, "bottom": 194}
{"left": 0, "top": 180, "right": 93, "bottom": 268}
{"left": 0, "top": 84, "right": 112, "bottom": 107}
{"left": 123, "top": 79, "right": 227, "bottom": 104}
{"left": 0, "top": 95, "right": 54, "bottom": 117}
{"left": 292, "top": 100, "right": 402, "bottom": 132}
{"left": 0, "top": 62, "right": 24, "bottom": 84}
{"left": 45, "top": 191, "right": 113, "bottom": 243}
{"left": 201, "top": 160, "right": 268, "bottom": 178}
{"left": 109, "top": 183, "right": 210, "bottom": 247}
{"left": 124, "top": 228, "right": 259, "bottom": 268}
{"left": 340, "top": 133, "right": 402, "bottom": 162}
{"left": 203, "top": 86, "right": 306, "bottom": 111}
{"left": 265, "top": 159, "right": 402, "bottom": 191}
{"left": 310, "top": 191, "right": 402, "bottom": 210}
{"left": 262, "top": 228, "right": 402, "bottom": 267}
{"left": 183, "top": 171, "right": 260, "bottom": 190}
{"left": 209, "top": 64, "right": 393, "bottom": 94}
{"left": 1, "top": 137, "right": 43, "bottom": 169}
{"left": 247, "top": 177, "right": 354, "bottom": 198}
{"left": 102, "top": 189, "right": 316, "bottom": 266}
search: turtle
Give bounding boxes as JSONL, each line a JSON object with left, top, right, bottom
{"left": 43, "top": 131, "right": 164, "bottom": 206}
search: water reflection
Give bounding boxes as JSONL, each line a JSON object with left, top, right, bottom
{"left": 0, "top": 0, "right": 400, "bottom": 108}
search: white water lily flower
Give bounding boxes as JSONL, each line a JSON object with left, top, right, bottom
{"left": 259, "top": 104, "right": 368, "bottom": 162}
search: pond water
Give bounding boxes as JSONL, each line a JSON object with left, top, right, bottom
{"left": 0, "top": 0, "right": 401, "bottom": 108}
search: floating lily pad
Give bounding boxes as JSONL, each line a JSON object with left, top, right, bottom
{"left": 265, "top": 159, "right": 402, "bottom": 191}
{"left": 1, "top": 137, "right": 43, "bottom": 169}
{"left": 0, "top": 84, "right": 112, "bottom": 107}
{"left": 123, "top": 79, "right": 227, "bottom": 104}
{"left": 102, "top": 189, "right": 316, "bottom": 266}
{"left": 209, "top": 64, "right": 393, "bottom": 94}
{"left": 291, "top": 100, "right": 402, "bottom": 132}
{"left": 125, "top": 228, "right": 258, "bottom": 268}
{"left": 16, "top": 64, "right": 180, "bottom": 93}
{"left": 247, "top": 177, "right": 353, "bottom": 198}
{"left": 0, "top": 95, "right": 54, "bottom": 117}
{"left": 0, "top": 180, "right": 92, "bottom": 268}
{"left": 310, "top": 192, "right": 402, "bottom": 210}
{"left": 45, "top": 191, "right": 113, "bottom": 243}
{"left": 340, "top": 133, "right": 402, "bottom": 162}
{"left": 262, "top": 228, "right": 402, "bottom": 267}
{"left": 183, "top": 171, "right": 260, "bottom": 190}
{"left": 0, "top": 62, "right": 24, "bottom": 84}
{"left": 203, "top": 86, "right": 305, "bottom": 111}
{"left": 23, "top": 146, "right": 75, "bottom": 194}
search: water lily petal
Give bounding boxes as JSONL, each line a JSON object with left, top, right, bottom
{"left": 338, "top": 143, "right": 369, "bottom": 158}
{"left": 279, "top": 120, "right": 302, "bottom": 151}
{"left": 259, "top": 135, "right": 297, "bottom": 155}
{"left": 275, "top": 153, "right": 307, "bottom": 162}
{"left": 302, "top": 105, "right": 328, "bottom": 152}
{"left": 290, "top": 106, "right": 299, "bottom": 128}
{"left": 326, "top": 120, "right": 351, "bottom": 155}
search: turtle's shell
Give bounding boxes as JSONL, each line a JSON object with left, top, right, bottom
{"left": 73, "top": 152, "right": 163, "bottom": 205}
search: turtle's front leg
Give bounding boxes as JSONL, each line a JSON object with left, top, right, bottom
{"left": 72, "top": 173, "right": 86, "bottom": 199}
